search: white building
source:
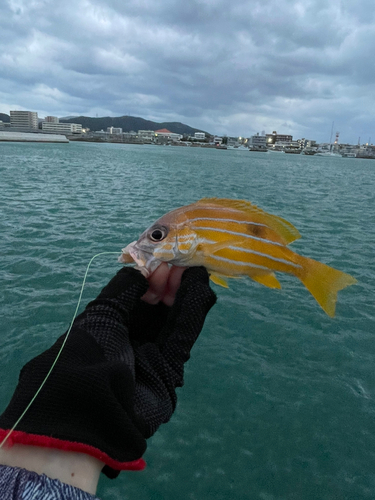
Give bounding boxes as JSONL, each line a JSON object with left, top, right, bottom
{"left": 10, "top": 111, "right": 38, "bottom": 130}
{"left": 138, "top": 130, "right": 155, "bottom": 142}
{"left": 107, "top": 127, "right": 122, "bottom": 134}
{"left": 194, "top": 132, "right": 205, "bottom": 140}
{"left": 42, "top": 122, "right": 82, "bottom": 134}
{"left": 154, "top": 128, "right": 182, "bottom": 144}
{"left": 249, "top": 133, "right": 267, "bottom": 149}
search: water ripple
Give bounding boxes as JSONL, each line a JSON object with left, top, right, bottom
{"left": 1, "top": 143, "right": 375, "bottom": 500}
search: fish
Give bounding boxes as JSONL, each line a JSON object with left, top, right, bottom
{"left": 119, "top": 198, "right": 357, "bottom": 317}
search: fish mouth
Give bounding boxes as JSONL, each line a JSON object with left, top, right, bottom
{"left": 118, "top": 241, "right": 162, "bottom": 277}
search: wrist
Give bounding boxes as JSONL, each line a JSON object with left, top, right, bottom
{"left": 0, "top": 444, "right": 103, "bottom": 495}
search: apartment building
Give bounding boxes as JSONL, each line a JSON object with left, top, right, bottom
{"left": 194, "top": 132, "right": 205, "bottom": 140}
{"left": 107, "top": 127, "right": 122, "bottom": 134}
{"left": 249, "top": 133, "right": 267, "bottom": 148}
{"left": 10, "top": 111, "right": 38, "bottom": 130}
{"left": 266, "top": 131, "right": 293, "bottom": 144}
{"left": 44, "top": 116, "right": 59, "bottom": 123}
{"left": 42, "top": 122, "right": 82, "bottom": 134}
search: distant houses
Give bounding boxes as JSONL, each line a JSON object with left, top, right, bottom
{"left": 154, "top": 128, "right": 182, "bottom": 144}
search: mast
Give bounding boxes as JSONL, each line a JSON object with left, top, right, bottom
{"left": 329, "top": 121, "right": 334, "bottom": 152}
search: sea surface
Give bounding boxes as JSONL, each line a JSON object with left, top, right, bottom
{"left": 0, "top": 142, "right": 374, "bottom": 500}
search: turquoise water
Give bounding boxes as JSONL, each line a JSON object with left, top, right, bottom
{"left": 0, "top": 142, "right": 374, "bottom": 499}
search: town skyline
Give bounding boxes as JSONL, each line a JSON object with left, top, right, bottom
{"left": 2, "top": 108, "right": 373, "bottom": 148}
{"left": 3, "top": 109, "right": 375, "bottom": 160}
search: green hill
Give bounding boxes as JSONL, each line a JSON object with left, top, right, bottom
{"left": 59, "top": 115, "right": 208, "bottom": 135}
{"left": 0, "top": 113, "right": 10, "bottom": 122}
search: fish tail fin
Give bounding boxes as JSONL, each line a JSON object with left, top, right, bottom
{"left": 296, "top": 256, "right": 357, "bottom": 317}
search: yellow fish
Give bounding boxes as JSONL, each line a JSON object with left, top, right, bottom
{"left": 119, "top": 198, "right": 357, "bottom": 317}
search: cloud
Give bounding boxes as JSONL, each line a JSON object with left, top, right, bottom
{"left": 1, "top": 0, "right": 374, "bottom": 143}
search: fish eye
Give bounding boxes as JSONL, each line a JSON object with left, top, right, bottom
{"left": 149, "top": 226, "right": 168, "bottom": 242}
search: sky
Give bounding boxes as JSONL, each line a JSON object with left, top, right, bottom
{"left": 1, "top": 0, "right": 374, "bottom": 144}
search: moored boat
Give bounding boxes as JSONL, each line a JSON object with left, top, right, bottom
{"left": 315, "top": 151, "right": 342, "bottom": 157}
{"left": 284, "top": 148, "right": 301, "bottom": 154}
{"left": 249, "top": 146, "right": 268, "bottom": 152}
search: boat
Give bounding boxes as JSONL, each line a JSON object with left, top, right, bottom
{"left": 249, "top": 146, "right": 268, "bottom": 152}
{"left": 301, "top": 148, "right": 317, "bottom": 155}
{"left": 284, "top": 148, "right": 301, "bottom": 154}
{"left": 268, "top": 148, "right": 285, "bottom": 153}
{"left": 314, "top": 149, "right": 341, "bottom": 157}
{"left": 315, "top": 122, "right": 342, "bottom": 157}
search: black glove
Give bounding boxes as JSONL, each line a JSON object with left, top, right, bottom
{"left": 0, "top": 266, "right": 216, "bottom": 478}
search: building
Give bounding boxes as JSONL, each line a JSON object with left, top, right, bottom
{"left": 10, "top": 111, "right": 38, "bottom": 130}
{"left": 266, "top": 131, "right": 293, "bottom": 145}
{"left": 42, "top": 122, "right": 82, "bottom": 134}
{"left": 44, "top": 116, "right": 59, "bottom": 123}
{"left": 227, "top": 136, "right": 239, "bottom": 147}
{"left": 138, "top": 130, "right": 155, "bottom": 142}
{"left": 249, "top": 133, "right": 267, "bottom": 150}
{"left": 107, "top": 127, "right": 122, "bottom": 135}
{"left": 154, "top": 128, "right": 182, "bottom": 144}
{"left": 194, "top": 132, "right": 205, "bottom": 140}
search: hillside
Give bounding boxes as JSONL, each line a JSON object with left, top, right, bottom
{"left": 59, "top": 115, "right": 208, "bottom": 135}
{"left": 0, "top": 113, "right": 10, "bottom": 122}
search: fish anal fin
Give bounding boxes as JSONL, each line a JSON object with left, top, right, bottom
{"left": 251, "top": 272, "right": 282, "bottom": 289}
{"left": 210, "top": 273, "right": 229, "bottom": 288}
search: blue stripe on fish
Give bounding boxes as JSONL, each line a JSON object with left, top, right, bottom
{"left": 192, "top": 226, "right": 285, "bottom": 247}
{"left": 228, "top": 246, "right": 302, "bottom": 269}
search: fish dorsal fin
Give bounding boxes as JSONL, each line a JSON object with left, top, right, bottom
{"left": 196, "top": 198, "right": 301, "bottom": 245}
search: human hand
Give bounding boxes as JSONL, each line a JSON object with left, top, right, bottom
{"left": 0, "top": 265, "right": 216, "bottom": 479}
{"left": 81, "top": 265, "right": 217, "bottom": 436}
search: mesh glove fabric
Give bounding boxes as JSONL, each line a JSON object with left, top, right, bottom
{"left": 0, "top": 266, "right": 216, "bottom": 478}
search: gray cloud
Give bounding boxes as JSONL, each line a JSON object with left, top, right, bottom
{"left": 1, "top": 0, "right": 374, "bottom": 142}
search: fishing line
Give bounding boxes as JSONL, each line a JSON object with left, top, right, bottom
{"left": 0, "top": 251, "right": 121, "bottom": 449}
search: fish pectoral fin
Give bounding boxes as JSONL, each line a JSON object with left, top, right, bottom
{"left": 177, "top": 227, "right": 198, "bottom": 255}
{"left": 209, "top": 273, "right": 230, "bottom": 288}
{"left": 250, "top": 272, "right": 282, "bottom": 289}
